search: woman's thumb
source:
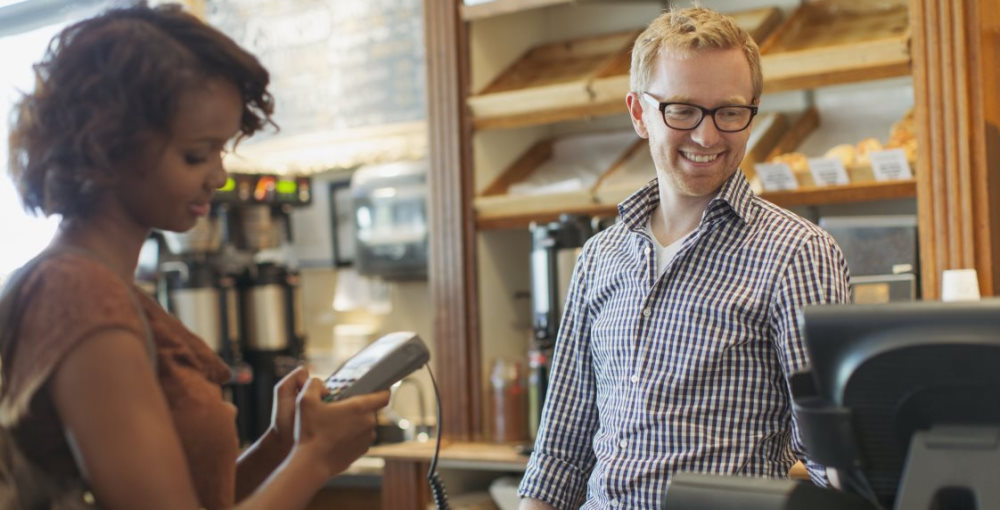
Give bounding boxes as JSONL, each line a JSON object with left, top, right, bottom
{"left": 297, "top": 377, "right": 325, "bottom": 402}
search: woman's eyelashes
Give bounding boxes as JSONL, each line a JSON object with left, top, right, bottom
{"left": 183, "top": 146, "right": 229, "bottom": 165}
{"left": 184, "top": 153, "right": 208, "bottom": 165}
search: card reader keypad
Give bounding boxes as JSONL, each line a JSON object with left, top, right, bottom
{"left": 325, "top": 377, "right": 357, "bottom": 400}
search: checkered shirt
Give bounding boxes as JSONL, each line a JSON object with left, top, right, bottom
{"left": 518, "top": 172, "right": 851, "bottom": 509}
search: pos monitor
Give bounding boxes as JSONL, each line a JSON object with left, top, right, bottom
{"left": 794, "top": 300, "right": 1000, "bottom": 509}
{"left": 665, "top": 300, "right": 1000, "bottom": 510}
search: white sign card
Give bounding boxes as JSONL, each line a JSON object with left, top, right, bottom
{"left": 754, "top": 163, "right": 799, "bottom": 191}
{"left": 868, "top": 149, "right": 913, "bottom": 181}
{"left": 807, "top": 157, "right": 850, "bottom": 186}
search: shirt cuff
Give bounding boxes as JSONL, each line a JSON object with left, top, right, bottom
{"left": 517, "top": 450, "right": 589, "bottom": 509}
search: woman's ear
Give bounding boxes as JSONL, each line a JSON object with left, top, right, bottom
{"left": 626, "top": 92, "right": 649, "bottom": 139}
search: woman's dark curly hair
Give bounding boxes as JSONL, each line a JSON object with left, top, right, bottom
{"left": 7, "top": 2, "right": 275, "bottom": 218}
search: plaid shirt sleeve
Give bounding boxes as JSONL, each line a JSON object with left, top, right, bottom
{"left": 518, "top": 242, "right": 599, "bottom": 509}
{"left": 770, "top": 232, "right": 852, "bottom": 485}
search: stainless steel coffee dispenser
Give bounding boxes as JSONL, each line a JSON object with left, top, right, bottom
{"left": 528, "top": 214, "right": 593, "bottom": 438}
{"left": 530, "top": 214, "right": 593, "bottom": 349}
{"left": 239, "top": 262, "right": 305, "bottom": 439}
{"left": 163, "top": 260, "right": 240, "bottom": 360}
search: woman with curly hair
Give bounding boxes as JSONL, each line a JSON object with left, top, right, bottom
{"left": 2, "top": 3, "right": 389, "bottom": 509}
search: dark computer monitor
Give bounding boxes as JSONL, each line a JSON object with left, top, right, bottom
{"left": 665, "top": 300, "right": 1000, "bottom": 510}
{"left": 794, "top": 300, "right": 1000, "bottom": 509}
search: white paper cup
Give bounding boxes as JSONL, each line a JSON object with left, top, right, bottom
{"left": 941, "top": 268, "right": 981, "bottom": 301}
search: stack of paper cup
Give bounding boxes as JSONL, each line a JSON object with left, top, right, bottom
{"left": 941, "top": 268, "right": 981, "bottom": 301}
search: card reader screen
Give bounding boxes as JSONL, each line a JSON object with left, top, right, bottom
{"left": 337, "top": 338, "right": 400, "bottom": 378}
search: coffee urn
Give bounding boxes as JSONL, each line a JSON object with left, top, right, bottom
{"left": 528, "top": 214, "right": 593, "bottom": 438}
{"left": 162, "top": 259, "right": 255, "bottom": 440}
{"left": 240, "top": 262, "right": 306, "bottom": 439}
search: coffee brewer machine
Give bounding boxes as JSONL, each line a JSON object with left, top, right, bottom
{"left": 160, "top": 173, "right": 312, "bottom": 442}
{"left": 239, "top": 260, "right": 305, "bottom": 440}
{"left": 528, "top": 214, "right": 594, "bottom": 438}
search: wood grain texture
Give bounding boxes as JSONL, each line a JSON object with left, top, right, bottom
{"left": 910, "top": 0, "right": 1000, "bottom": 297}
{"left": 424, "top": 0, "right": 481, "bottom": 441}
{"left": 381, "top": 460, "right": 430, "bottom": 510}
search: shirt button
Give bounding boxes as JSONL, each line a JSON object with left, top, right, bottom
{"left": 644, "top": 247, "right": 651, "bottom": 255}
{"left": 619, "top": 439, "right": 628, "bottom": 448}
{"left": 642, "top": 308, "right": 651, "bottom": 317}
{"left": 610, "top": 501, "right": 619, "bottom": 507}
{"left": 630, "top": 375, "right": 639, "bottom": 383}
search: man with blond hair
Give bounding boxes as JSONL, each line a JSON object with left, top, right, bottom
{"left": 517, "top": 7, "right": 850, "bottom": 509}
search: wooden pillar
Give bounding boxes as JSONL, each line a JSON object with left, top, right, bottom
{"left": 911, "top": 0, "right": 1000, "bottom": 298}
{"left": 380, "top": 460, "right": 430, "bottom": 510}
{"left": 423, "top": 0, "right": 482, "bottom": 439}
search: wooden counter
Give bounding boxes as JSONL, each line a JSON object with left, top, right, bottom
{"left": 368, "top": 440, "right": 809, "bottom": 509}
{"left": 368, "top": 440, "right": 529, "bottom": 472}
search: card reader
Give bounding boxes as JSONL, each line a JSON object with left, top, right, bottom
{"left": 323, "top": 331, "right": 430, "bottom": 402}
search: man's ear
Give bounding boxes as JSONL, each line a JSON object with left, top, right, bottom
{"left": 626, "top": 92, "right": 649, "bottom": 139}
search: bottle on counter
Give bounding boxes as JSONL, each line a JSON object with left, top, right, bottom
{"left": 490, "top": 357, "right": 527, "bottom": 443}
{"left": 527, "top": 348, "right": 549, "bottom": 440}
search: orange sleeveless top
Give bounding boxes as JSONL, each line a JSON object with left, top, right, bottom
{"left": 1, "top": 252, "right": 238, "bottom": 509}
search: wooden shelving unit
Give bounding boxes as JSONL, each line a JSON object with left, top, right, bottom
{"left": 461, "top": 0, "right": 654, "bottom": 20}
{"left": 467, "top": 6, "right": 786, "bottom": 130}
{"left": 760, "top": 179, "right": 916, "bottom": 207}
{"left": 758, "top": 0, "right": 911, "bottom": 93}
{"left": 475, "top": 179, "right": 918, "bottom": 230}
{"left": 466, "top": 1, "right": 910, "bottom": 131}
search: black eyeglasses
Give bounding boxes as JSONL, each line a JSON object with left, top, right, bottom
{"left": 641, "top": 92, "right": 758, "bottom": 133}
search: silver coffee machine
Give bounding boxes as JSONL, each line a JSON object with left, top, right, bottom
{"left": 528, "top": 214, "right": 593, "bottom": 438}
{"left": 157, "top": 173, "right": 313, "bottom": 443}
{"left": 163, "top": 260, "right": 241, "bottom": 361}
{"left": 239, "top": 261, "right": 306, "bottom": 439}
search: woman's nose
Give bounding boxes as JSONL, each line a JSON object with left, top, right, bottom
{"left": 208, "top": 157, "right": 227, "bottom": 190}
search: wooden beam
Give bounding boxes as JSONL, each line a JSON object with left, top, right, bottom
{"left": 910, "top": 0, "right": 1000, "bottom": 297}
{"left": 424, "top": 0, "right": 482, "bottom": 440}
{"left": 380, "top": 460, "right": 430, "bottom": 510}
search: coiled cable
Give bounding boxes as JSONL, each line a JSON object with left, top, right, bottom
{"left": 426, "top": 365, "right": 449, "bottom": 510}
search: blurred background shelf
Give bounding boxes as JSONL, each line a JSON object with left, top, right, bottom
{"left": 461, "top": 0, "right": 658, "bottom": 20}
{"left": 760, "top": 178, "right": 916, "bottom": 208}
{"left": 467, "top": 1, "right": 911, "bottom": 130}
{"left": 467, "top": 6, "right": 783, "bottom": 130}
{"left": 758, "top": 0, "right": 911, "bottom": 93}
{"left": 475, "top": 179, "right": 916, "bottom": 230}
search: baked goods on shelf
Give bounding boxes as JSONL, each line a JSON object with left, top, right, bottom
{"left": 765, "top": 107, "right": 916, "bottom": 188}
{"left": 885, "top": 107, "right": 917, "bottom": 160}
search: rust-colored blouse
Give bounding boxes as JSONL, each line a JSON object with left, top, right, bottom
{"left": 0, "top": 252, "right": 238, "bottom": 509}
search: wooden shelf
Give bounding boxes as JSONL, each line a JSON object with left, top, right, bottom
{"left": 476, "top": 179, "right": 917, "bottom": 230}
{"left": 461, "top": 0, "right": 655, "bottom": 20}
{"left": 758, "top": 0, "right": 911, "bottom": 93}
{"left": 467, "top": 1, "right": 911, "bottom": 131}
{"left": 760, "top": 178, "right": 916, "bottom": 208}
{"left": 368, "top": 440, "right": 529, "bottom": 471}
{"left": 467, "top": 7, "right": 782, "bottom": 131}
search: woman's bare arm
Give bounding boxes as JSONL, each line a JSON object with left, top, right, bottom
{"left": 50, "top": 331, "right": 388, "bottom": 510}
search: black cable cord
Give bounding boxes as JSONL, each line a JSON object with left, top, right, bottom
{"left": 426, "top": 364, "right": 449, "bottom": 510}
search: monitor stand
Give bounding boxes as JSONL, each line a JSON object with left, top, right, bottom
{"left": 895, "top": 426, "right": 1000, "bottom": 510}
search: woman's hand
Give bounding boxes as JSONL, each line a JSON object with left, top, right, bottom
{"left": 268, "top": 366, "right": 310, "bottom": 455}
{"left": 293, "top": 378, "right": 391, "bottom": 479}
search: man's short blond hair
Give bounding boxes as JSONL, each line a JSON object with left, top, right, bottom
{"left": 630, "top": 7, "right": 762, "bottom": 100}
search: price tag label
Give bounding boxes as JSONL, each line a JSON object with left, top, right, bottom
{"left": 754, "top": 163, "right": 799, "bottom": 191}
{"left": 869, "top": 149, "right": 913, "bottom": 181}
{"left": 807, "top": 157, "right": 850, "bottom": 186}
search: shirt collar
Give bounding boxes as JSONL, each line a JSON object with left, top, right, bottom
{"left": 617, "top": 171, "right": 759, "bottom": 232}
